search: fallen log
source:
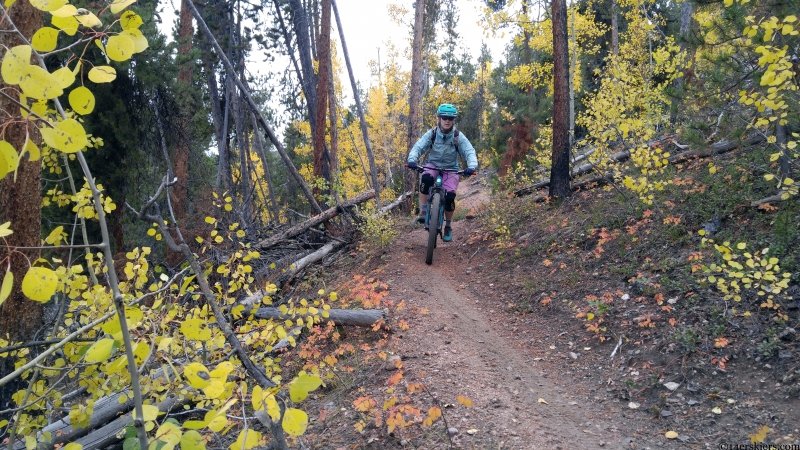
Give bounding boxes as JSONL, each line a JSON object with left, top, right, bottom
{"left": 254, "top": 307, "right": 387, "bottom": 328}
{"left": 378, "top": 190, "right": 414, "bottom": 215}
{"left": 277, "top": 240, "right": 345, "bottom": 287}
{"left": 255, "top": 190, "right": 375, "bottom": 250}
{"left": 514, "top": 135, "right": 766, "bottom": 197}
{"left": 73, "top": 394, "right": 185, "bottom": 450}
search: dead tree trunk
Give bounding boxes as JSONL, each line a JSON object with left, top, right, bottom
{"left": 404, "top": 0, "right": 425, "bottom": 213}
{"left": 313, "top": 0, "right": 333, "bottom": 195}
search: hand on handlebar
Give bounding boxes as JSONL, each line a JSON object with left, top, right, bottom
{"left": 406, "top": 161, "right": 417, "bottom": 170}
{"left": 463, "top": 168, "right": 476, "bottom": 177}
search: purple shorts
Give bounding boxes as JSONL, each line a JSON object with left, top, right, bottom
{"left": 423, "top": 163, "right": 459, "bottom": 193}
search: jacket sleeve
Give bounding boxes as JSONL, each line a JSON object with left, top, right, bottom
{"left": 407, "top": 129, "right": 433, "bottom": 163}
{"left": 457, "top": 133, "right": 479, "bottom": 169}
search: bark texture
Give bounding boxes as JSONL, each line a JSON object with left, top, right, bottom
{"left": 404, "top": 0, "right": 425, "bottom": 212}
{"left": 0, "top": 0, "right": 44, "bottom": 413}
{"left": 313, "top": 0, "right": 332, "bottom": 191}
{"left": 550, "top": 0, "right": 572, "bottom": 199}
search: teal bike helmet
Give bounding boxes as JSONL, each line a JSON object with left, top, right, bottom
{"left": 436, "top": 103, "right": 458, "bottom": 117}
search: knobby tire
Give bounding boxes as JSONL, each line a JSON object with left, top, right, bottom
{"left": 426, "top": 192, "right": 441, "bottom": 265}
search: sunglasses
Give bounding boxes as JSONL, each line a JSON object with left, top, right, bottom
{"left": 439, "top": 115, "right": 456, "bottom": 121}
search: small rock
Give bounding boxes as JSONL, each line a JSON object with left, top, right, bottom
{"left": 779, "top": 351, "right": 793, "bottom": 359}
{"left": 622, "top": 294, "right": 630, "bottom": 301}
{"left": 569, "top": 352, "right": 579, "bottom": 360}
{"left": 661, "top": 410, "right": 673, "bottom": 417}
{"left": 447, "top": 427, "right": 459, "bottom": 436}
{"left": 778, "top": 328, "right": 797, "bottom": 341}
{"left": 663, "top": 382, "right": 680, "bottom": 391}
{"left": 687, "top": 400, "right": 699, "bottom": 406}
{"left": 687, "top": 382, "right": 701, "bottom": 392}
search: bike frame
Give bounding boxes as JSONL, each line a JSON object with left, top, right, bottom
{"left": 425, "top": 174, "right": 446, "bottom": 235}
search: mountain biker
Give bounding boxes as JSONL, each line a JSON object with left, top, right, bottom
{"left": 407, "top": 103, "right": 478, "bottom": 242}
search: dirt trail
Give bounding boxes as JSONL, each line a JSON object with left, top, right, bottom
{"left": 382, "top": 179, "right": 627, "bottom": 449}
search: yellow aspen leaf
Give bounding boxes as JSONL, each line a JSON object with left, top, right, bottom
{"left": 153, "top": 421, "right": 181, "bottom": 446}
{"left": 121, "top": 11, "right": 144, "bottom": 30}
{"left": 68, "top": 86, "right": 95, "bottom": 115}
{"left": 105, "top": 34, "right": 135, "bottom": 62}
{"left": 21, "top": 266, "right": 58, "bottom": 302}
{"left": 0, "top": 270, "right": 13, "bottom": 307}
{"left": 0, "top": 140, "right": 19, "bottom": 179}
{"left": 64, "top": 444, "right": 82, "bottom": 450}
{"left": 784, "top": 15, "right": 796, "bottom": 22}
{"left": 74, "top": 9, "right": 102, "bottom": 28}
{"left": 21, "top": 65, "right": 63, "bottom": 100}
{"left": 180, "top": 317, "right": 212, "bottom": 341}
{"left": 665, "top": 431, "right": 679, "bottom": 439}
{"left": 50, "top": 4, "right": 77, "bottom": 17}
{"left": 179, "top": 430, "right": 205, "bottom": 450}
{"left": 281, "top": 408, "right": 309, "bottom": 436}
{"left": 44, "top": 226, "right": 64, "bottom": 245}
{"left": 229, "top": 429, "right": 261, "bottom": 450}
{"left": 52, "top": 15, "right": 79, "bottom": 35}
{"left": 132, "top": 404, "right": 160, "bottom": 422}
{"left": 32, "top": 27, "right": 59, "bottom": 53}
{"left": 781, "top": 24, "right": 794, "bottom": 35}
{"left": 457, "top": 395, "right": 475, "bottom": 407}
{"left": 210, "top": 361, "right": 234, "bottom": 379}
{"left": 30, "top": 0, "right": 66, "bottom": 12}
{"left": 203, "top": 379, "right": 226, "bottom": 399}
{"left": 48, "top": 118, "right": 88, "bottom": 153}
{"left": 22, "top": 135, "right": 40, "bottom": 162}
{"left": 110, "top": 0, "right": 137, "bottom": 14}
{"left": 749, "top": 425, "right": 770, "bottom": 443}
{"left": 538, "top": 398, "right": 549, "bottom": 404}
{"left": 289, "top": 374, "right": 323, "bottom": 402}
{"left": 5, "top": 0, "right": 16, "bottom": 7}
{"left": 84, "top": 338, "right": 115, "bottom": 363}
{"left": 184, "top": 362, "right": 211, "bottom": 389}
{"left": 0, "top": 221, "right": 12, "bottom": 238}
{"left": 51, "top": 66, "right": 76, "bottom": 89}
{"left": 121, "top": 29, "right": 148, "bottom": 53}
{"left": 2, "top": 45, "right": 32, "bottom": 86}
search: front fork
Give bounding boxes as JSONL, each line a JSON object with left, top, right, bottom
{"left": 424, "top": 175, "right": 445, "bottom": 233}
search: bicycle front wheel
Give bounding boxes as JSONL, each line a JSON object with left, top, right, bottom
{"left": 426, "top": 192, "right": 441, "bottom": 265}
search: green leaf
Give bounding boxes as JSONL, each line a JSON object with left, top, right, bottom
{"left": 52, "top": 15, "right": 79, "bottom": 36}
{"left": 84, "top": 339, "right": 115, "bottom": 363}
{"left": 88, "top": 66, "right": 117, "bottom": 83}
{"left": 289, "top": 374, "right": 322, "bottom": 402}
{"left": 105, "top": 35, "right": 135, "bottom": 62}
{"left": 32, "top": 27, "right": 59, "bottom": 52}
{"left": 180, "top": 318, "right": 212, "bottom": 341}
{"left": 63, "top": 443, "right": 83, "bottom": 450}
{"left": 179, "top": 431, "right": 205, "bottom": 450}
{"left": 30, "top": 0, "right": 66, "bottom": 12}
{"left": 21, "top": 266, "right": 58, "bottom": 302}
{"left": 281, "top": 408, "right": 308, "bottom": 436}
{"left": 69, "top": 86, "right": 95, "bottom": 115}
{"left": 0, "top": 270, "right": 13, "bottom": 307}
{"left": 120, "top": 11, "right": 143, "bottom": 30}
{"left": 2, "top": 45, "right": 32, "bottom": 86}
{"left": 109, "top": 0, "right": 136, "bottom": 14}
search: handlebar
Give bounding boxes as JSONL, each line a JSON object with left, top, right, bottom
{"left": 405, "top": 164, "right": 476, "bottom": 176}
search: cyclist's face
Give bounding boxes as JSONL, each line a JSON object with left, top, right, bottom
{"left": 438, "top": 116, "right": 454, "bottom": 132}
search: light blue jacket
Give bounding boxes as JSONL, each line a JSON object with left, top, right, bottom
{"left": 407, "top": 127, "right": 478, "bottom": 171}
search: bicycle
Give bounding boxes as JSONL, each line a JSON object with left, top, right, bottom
{"left": 406, "top": 164, "right": 472, "bottom": 265}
